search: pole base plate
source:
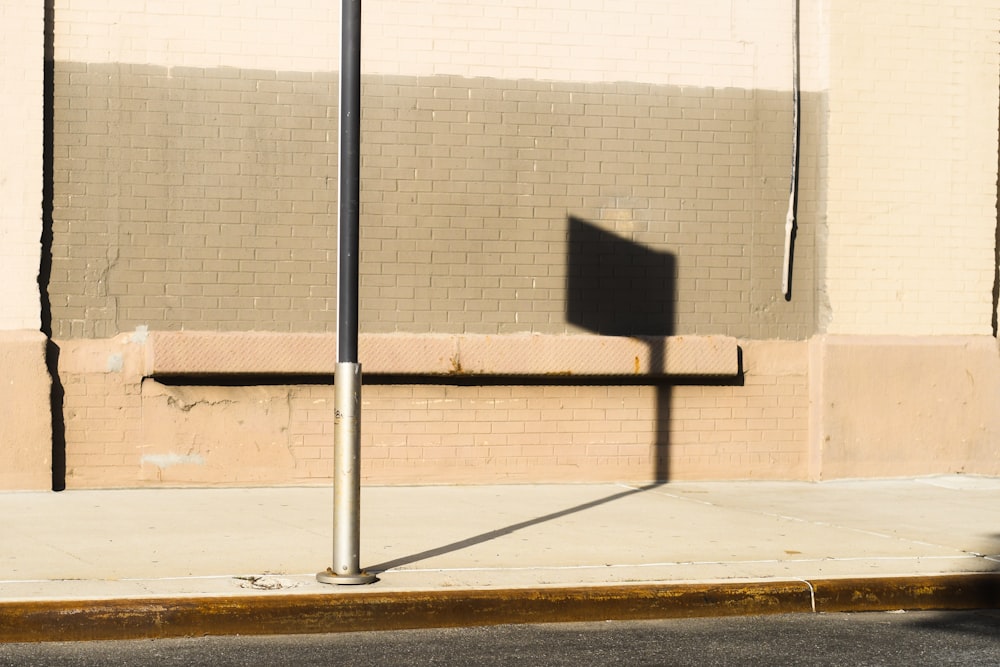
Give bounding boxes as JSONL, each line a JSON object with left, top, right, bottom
{"left": 316, "top": 568, "right": 378, "bottom": 585}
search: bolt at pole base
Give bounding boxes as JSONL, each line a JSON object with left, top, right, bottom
{"left": 316, "top": 567, "right": 377, "bottom": 586}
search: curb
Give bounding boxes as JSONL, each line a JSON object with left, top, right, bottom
{"left": 1, "top": 574, "right": 998, "bottom": 643}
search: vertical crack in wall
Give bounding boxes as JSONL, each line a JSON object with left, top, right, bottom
{"left": 39, "top": 0, "right": 66, "bottom": 491}
{"left": 993, "top": 72, "right": 999, "bottom": 337}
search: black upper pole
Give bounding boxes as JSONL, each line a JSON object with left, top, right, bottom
{"left": 338, "top": 0, "right": 362, "bottom": 363}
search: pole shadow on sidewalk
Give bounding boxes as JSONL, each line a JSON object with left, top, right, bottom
{"left": 368, "top": 484, "right": 661, "bottom": 572}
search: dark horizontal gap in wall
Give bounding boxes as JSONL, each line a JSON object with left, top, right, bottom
{"left": 149, "top": 374, "right": 333, "bottom": 387}
{"left": 364, "top": 374, "right": 745, "bottom": 388}
{"left": 148, "top": 373, "right": 744, "bottom": 388}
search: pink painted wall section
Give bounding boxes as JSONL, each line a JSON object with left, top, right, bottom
{"left": 58, "top": 333, "right": 1000, "bottom": 488}
{"left": 811, "top": 336, "right": 1000, "bottom": 479}
{"left": 0, "top": 332, "right": 52, "bottom": 489}
{"left": 55, "top": 334, "right": 809, "bottom": 487}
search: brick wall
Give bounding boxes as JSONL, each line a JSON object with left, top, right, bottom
{"left": 821, "top": 0, "right": 1000, "bottom": 335}
{"left": 57, "top": 335, "right": 808, "bottom": 487}
{"left": 54, "top": 1, "right": 795, "bottom": 89}
{"left": 39, "top": 0, "right": 821, "bottom": 488}
{"left": 0, "top": 0, "right": 44, "bottom": 331}
{"left": 0, "top": 1, "right": 52, "bottom": 489}
{"left": 47, "top": 0, "right": 814, "bottom": 341}
{"left": 33, "top": 0, "right": 1000, "bottom": 488}
{"left": 48, "top": 64, "right": 340, "bottom": 338}
{"left": 48, "top": 66, "right": 816, "bottom": 340}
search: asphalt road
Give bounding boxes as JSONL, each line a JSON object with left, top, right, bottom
{"left": 2, "top": 610, "right": 998, "bottom": 666}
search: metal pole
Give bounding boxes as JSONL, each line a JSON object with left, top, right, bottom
{"left": 317, "top": 0, "right": 375, "bottom": 586}
{"left": 337, "top": 0, "right": 362, "bottom": 363}
{"left": 317, "top": 362, "right": 374, "bottom": 584}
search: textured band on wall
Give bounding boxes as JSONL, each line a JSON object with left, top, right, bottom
{"left": 145, "top": 332, "right": 740, "bottom": 378}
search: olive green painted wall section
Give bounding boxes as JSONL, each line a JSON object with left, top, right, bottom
{"left": 49, "top": 64, "right": 818, "bottom": 341}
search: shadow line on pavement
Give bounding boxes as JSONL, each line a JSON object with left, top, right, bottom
{"left": 367, "top": 483, "right": 663, "bottom": 573}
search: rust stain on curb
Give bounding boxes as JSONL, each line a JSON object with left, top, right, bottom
{"left": 0, "top": 582, "right": 809, "bottom": 643}
{"left": 812, "top": 574, "right": 1000, "bottom": 613}
{"left": 1, "top": 575, "right": 997, "bottom": 644}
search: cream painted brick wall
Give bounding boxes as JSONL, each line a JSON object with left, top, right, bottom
{"left": 365, "top": 0, "right": 794, "bottom": 89}
{"left": 0, "top": 1, "right": 44, "bottom": 330}
{"left": 821, "top": 0, "right": 1000, "bottom": 335}
{"left": 55, "top": 0, "right": 798, "bottom": 91}
{"left": 53, "top": 0, "right": 338, "bottom": 72}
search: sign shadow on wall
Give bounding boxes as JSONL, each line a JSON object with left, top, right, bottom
{"left": 566, "top": 216, "right": 676, "bottom": 482}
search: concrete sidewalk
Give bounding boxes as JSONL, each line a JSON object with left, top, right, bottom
{"left": 2, "top": 476, "right": 999, "bottom": 641}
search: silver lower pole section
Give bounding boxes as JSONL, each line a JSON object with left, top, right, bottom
{"left": 317, "top": 362, "right": 376, "bottom": 585}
